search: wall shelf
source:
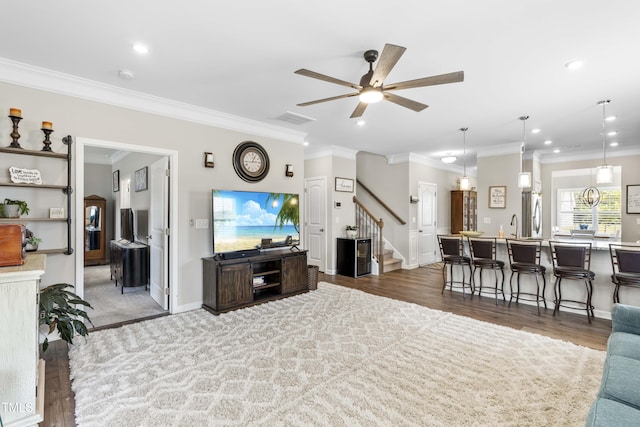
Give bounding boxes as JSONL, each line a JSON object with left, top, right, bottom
{"left": 0, "top": 136, "right": 74, "bottom": 255}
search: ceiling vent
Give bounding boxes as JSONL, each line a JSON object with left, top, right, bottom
{"left": 276, "top": 111, "right": 316, "bottom": 125}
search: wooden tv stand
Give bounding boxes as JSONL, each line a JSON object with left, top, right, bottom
{"left": 202, "top": 248, "right": 308, "bottom": 314}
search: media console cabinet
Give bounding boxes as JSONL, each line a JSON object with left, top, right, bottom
{"left": 202, "top": 249, "right": 308, "bottom": 314}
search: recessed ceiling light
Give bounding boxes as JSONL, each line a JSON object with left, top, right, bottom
{"left": 531, "top": 128, "right": 541, "bottom": 134}
{"left": 303, "top": 141, "right": 309, "bottom": 146}
{"left": 565, "top": 59, "right": 583, "bottom": 70}
{"left": 133, "top": 43, "right": 149, "bottom": 54}
{"left": 553, "top": 148, "right": 560, "bottom": 153}
{"left": 441, "top": 156, "right": 457, "bottom": 164}
{"left": 357, "top": 120, "right": 365, "bottom": 126}
{"left": 544, "top": 140, "right": 552, "bottom": 145}
{"left": 607, "top": 131, "right": 618, "bottom": 136}
{"left": 605, "top": 115, "right": 617, "bottom": 122}
{"left": 610, "top": 142, "right": 619, "bottom": 147}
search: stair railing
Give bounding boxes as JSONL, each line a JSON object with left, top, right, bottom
{"left": 356, "top": 179, "right": 407, "bottom": 226}
{"left": 353, "top": 196, "right": 385, "bottom": 274}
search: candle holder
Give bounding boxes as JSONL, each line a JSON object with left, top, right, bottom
{"left": 9, "top": 115, "right": 22, "bottom": 149}
{"left": 41, "top": 128, "right": 54, "bottom": 152}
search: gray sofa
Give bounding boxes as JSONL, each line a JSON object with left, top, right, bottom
{"left": 586, "top": 304, "right": 640, "bottom": 426}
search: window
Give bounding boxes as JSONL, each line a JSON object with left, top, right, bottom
{"left": 556, "top": 188, "right": 621, "bottom": 234}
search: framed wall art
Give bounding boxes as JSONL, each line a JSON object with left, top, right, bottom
{"left": 113, "top": 170, "right": 120, "bottom": 192}
{"left": 134, "top": 166, "right": 148, "bottom": 192}
{"left": 489, "top": 186, "right": 507, "bottom": 209}
{"left": 335, "top": 177, "right": 354, "bottom": 193}
{"left": 627, "top": 184, "right": 640, "bottom": 214}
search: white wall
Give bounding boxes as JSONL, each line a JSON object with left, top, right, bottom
{"left": 0, "top": 81, "right": 305, "bottom": 311}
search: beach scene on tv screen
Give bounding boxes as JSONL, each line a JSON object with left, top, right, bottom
{"left": 213, "top": 191, "right": 299, "bottom": 253}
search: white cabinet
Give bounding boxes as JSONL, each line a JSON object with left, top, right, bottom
{"left": 0, "top": 254, "right": 46, "bottom": 427}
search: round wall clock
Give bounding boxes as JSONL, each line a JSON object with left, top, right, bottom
{"left": 233, "top": 141, "right": 270, "bottom": 182}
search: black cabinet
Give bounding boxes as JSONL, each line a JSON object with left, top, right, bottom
{"left": 202, "top": 249, "right": 308, "bottom": 314}
{"left": 110, "top": 240, "right": 150, "bottom": 293}
{"left": 337, "top": 238, "right": 371, "bottom": 277}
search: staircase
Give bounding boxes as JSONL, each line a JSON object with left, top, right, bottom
{"left": 382, "top": 248, "right": 403, "bottom": 272}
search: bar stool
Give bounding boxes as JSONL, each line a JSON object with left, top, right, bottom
{"left": 549, "top": 241, "right": 595, "bottom": 323}
{"left": 437, "top": 235, "right": 473, "bottom": 297}
{"left": 467, "top": 236, "right": 505, "bottom": 304}
{"left": 609, "top": 244, "right": 640, "bottom": 303}
{"left": 506, "top": 239, "right": 547, "bottom": 314}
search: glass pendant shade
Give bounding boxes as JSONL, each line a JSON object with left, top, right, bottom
{"left": 518, "top": 172, "right": 532, "bottom": 188}
{"left": 460, "top": 176, "right": 470, "bottom": 190}
{"left": 596, "top": 165, "right": 613, "bottom": 184}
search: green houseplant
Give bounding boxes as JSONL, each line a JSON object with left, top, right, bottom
{"left": 0, "top": 198, "right": 29, "bottom": 218}
{"left": 39, "top": 283, "right": 93, "bottom": 352}
{"left": 25, "top": 228, "right": 42, "bottom": 252}
{"left": 345, "top": 225, "right": 358, "bottom": 239}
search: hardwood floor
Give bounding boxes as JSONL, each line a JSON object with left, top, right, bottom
{"left": 41, "top": 266, "right": 611, "bottom": 426}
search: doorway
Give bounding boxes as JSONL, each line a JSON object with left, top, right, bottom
{"left": 74, "top": 137, "right": 178, "bottom": 328}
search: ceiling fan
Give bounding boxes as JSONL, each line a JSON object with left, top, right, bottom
{"left": 294, "top": 43, "right": 464, "bottom": 118}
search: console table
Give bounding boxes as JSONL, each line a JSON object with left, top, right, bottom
{"left": 202, "top": 249, "right": 308, "bottom": 314}
{"left": 110, "top": 240, "right": 149, "bottom": 294}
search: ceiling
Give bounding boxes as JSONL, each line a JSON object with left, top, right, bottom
{"left": 2, "top": 1, "right": 640, "bottom": 169}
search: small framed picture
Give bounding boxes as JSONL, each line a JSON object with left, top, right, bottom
{"left": 335, "top": 177, "right": 354, "bottom": 193}
{"left": 489, "top": 186, "right": 507, "bottom": 209}
{"left": 113, "top": 170, "right": 120, "bottom": 192}
{"left": 627, "top": 184, "right": 640, "bottom": 214}
{"left": 49, "top": 207, "right": 65, "bottom": 219}
{"left": 134, "top": 166, "right": 148, "bottom": 192}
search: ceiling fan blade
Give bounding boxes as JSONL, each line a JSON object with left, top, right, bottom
{"left": 384, "top": 71, "right": 464, "bottom": 92}
{"left": 383, "top": 92, "right": 428, "bottom": 112}
{"left": 295, "top": 69, "right": 361, "bottom": 90}
{"left": 369, "top": 44, "right": 406, "bottom": 87}
{"left": 297, "top": 92, "right": 359, "bottom": 107}
{"left": 350, "top": 102, "right": 368, "bottom": 118}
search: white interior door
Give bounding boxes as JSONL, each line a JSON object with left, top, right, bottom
{"left": 149, "top": 157, "right": 169, "bottom": 310}
{"left": 417, "top": 182, "right": 437, "bottom": 265}
{"left": 305, "top": 177, "right": 327, "bottom": 271}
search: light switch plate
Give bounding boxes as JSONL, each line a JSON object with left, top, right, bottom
{"left": 195, "top": 219, "right": 209, "bottom": 229}
{"left": 484, "top": 217, "right": 491, "bottom": 224}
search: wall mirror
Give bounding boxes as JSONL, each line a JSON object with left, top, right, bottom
{"left": 84, "top": 195, "right": 106, "bottom": 266}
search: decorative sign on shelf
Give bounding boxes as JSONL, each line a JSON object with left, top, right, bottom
{"left": 9, "top": 167, "right": 42, "bottom": 185}
{"left": 49, "top": 208, "right": 65, "bottom": 219}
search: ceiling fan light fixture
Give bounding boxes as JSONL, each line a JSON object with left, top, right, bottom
{"left": 359, "top": 87, "right": 383, "bottom": 104}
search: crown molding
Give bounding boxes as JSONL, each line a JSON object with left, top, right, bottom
{"left": 304, "top": 145, "right": 358, "bottom": 161}
{"left": 475, "top": 142, "right": 522, "bottom": 158}
{"left": 539, "top": 147, "right": 640, "bottom": 164}
{"left": 0, "top": 57, "right": 307, "bottom": 145}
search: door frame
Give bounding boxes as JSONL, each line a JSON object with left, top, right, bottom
{"left": 74, "top": 137, "right": 179, "bottom": 314}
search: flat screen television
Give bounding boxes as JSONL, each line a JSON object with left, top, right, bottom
{"left": 212, "top": 190, "right": 300, "bottom": 254}
{"left": 120, "top": 208, "right": 135, "bottom": 242}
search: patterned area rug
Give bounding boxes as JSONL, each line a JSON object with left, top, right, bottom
{"left": 68, "top": 282, "right": 605, "bottom": 426}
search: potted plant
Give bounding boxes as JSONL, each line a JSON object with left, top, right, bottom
{"left": 346, "top": 225, "right": 358, "bottom": 239}
{"left": 0, "top": 198, "right": 29, "bottom": 218}
{"left": 39, "top": 283, "right": 93, "bottom": 352}
{"left": 25, "top": 228, "right": 42, "bottom": 252}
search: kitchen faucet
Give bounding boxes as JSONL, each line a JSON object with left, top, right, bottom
{"left": 510, "top": 214, "right": 519, "bottom": 239}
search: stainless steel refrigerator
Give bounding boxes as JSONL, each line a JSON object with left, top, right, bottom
{"left": 521, "top": 191, "right": 542, "bottom": 238}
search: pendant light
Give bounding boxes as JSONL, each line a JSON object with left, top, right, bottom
{"left": 518, "top": 116, "right": 532, "bottom": 188}
{"left": 459, "top": 127, "right": 470, "bottom": 190}
{"left": 581, "top": 168, "right": 601, "bottom": 207}
{"left": 596, "top": 99, "right": 613, "bottom": 184}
